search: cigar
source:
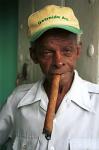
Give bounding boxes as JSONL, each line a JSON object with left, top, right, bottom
{"left": 43, "top": 74, "right": 60, "bottom": 140}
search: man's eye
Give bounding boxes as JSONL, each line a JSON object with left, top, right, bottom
{"left": 39, "top": 50, "right": 53, "bottom": 58}
{"left": 62, "top": 48, "right": 73, "bottom": 56}
{"left": 42, "top": 50, "right": 53, "bottom": 56}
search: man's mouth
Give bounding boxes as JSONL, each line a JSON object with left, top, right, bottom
{"left": 50, "top": 72, "right": 65, "bottom": 76}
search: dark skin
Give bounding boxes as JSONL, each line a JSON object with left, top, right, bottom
{"left": 30, "top": 29, "right": 81, "bottom": 112}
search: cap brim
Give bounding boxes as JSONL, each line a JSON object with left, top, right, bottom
{"left": 29, "top": 25, "right": 83, "bottom": 42}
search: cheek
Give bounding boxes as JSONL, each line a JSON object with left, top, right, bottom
{"left": 65, "top": 56, "right": 77, "bottom": 69}
{"left": 39, "top": 59, "right": 52, "bottom": 74}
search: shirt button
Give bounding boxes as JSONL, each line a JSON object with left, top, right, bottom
{"left": 50, "top": 146, "right": 54, "bottom": 150}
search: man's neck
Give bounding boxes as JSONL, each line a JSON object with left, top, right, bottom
{"left": 43, "top": 75, "right": 74, "bottom": 112}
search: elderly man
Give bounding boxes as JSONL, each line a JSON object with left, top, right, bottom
{"left": 0, "top": 5, "right": 99, "bottom": 150}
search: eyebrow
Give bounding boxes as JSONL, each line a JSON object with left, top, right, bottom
{"left": 37, "top": 43, "right": 55, "bottom": 50}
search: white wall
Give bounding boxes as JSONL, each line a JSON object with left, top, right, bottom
{"left": 32, "top": 0, "right": 66, "bottom": 10}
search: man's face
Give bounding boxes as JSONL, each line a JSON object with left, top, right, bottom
{"left": 31, "top": 29, "right": 81, "bottom": 85}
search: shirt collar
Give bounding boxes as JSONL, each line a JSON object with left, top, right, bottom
{"left": 17, "top": 71, "right": 95, "bottom": 113}
{"left": 66, "top": 70, "right": 95, "bottom": 113}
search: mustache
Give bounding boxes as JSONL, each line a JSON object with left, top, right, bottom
{"left": 48, "top": 69, "right": 73, "bottom": 75}
{"left": 48, "top": 70, "right": 64, "bottom": 75}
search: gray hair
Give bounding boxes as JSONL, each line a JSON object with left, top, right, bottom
{"left": 77, "top": 34, "right": 82, "bottom": 44}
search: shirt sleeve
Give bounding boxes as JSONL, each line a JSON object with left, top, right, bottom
{"left": 0, "top": 94, "right": 14, "bottom": 145}
{"left": 0, "top": 84, "right": 32, "bottom": 146}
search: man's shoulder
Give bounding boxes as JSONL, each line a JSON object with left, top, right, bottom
{"left": 84, "top": 80, "right": 99, "bottom": 94}
{"left": 6, "top": 80, "right": 41, "bottom": 108}
{"left": 15, "top": 83, "right": 33, "bottom": 93}
{"left": 15, "top": 79, "right": 42, "bottom": 92}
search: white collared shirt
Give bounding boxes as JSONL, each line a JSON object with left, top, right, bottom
{"left": 1, "top": 71, "right": 99, "bottom": 150}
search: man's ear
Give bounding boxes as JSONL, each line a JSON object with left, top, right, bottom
{"left": 29, "top": 47, "right": 38, "bottom": 64}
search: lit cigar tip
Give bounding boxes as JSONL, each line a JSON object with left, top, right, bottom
{"left": 43, "top": 129, "right": 51, "bottom": 140}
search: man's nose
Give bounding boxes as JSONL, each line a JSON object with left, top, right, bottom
{"left": 53, "top": 51, "right": 65, "bottom": 68}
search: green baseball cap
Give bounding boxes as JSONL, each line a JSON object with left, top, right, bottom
{"left": 28, "top": 5, "right": 83, "bottom": 42}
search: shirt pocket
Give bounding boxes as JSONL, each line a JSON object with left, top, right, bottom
{"left": 12, "top": 136, "right": 40, "bottom": 150}
{"left": 70, "top": 138, "right": 99, "bottom": 150}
